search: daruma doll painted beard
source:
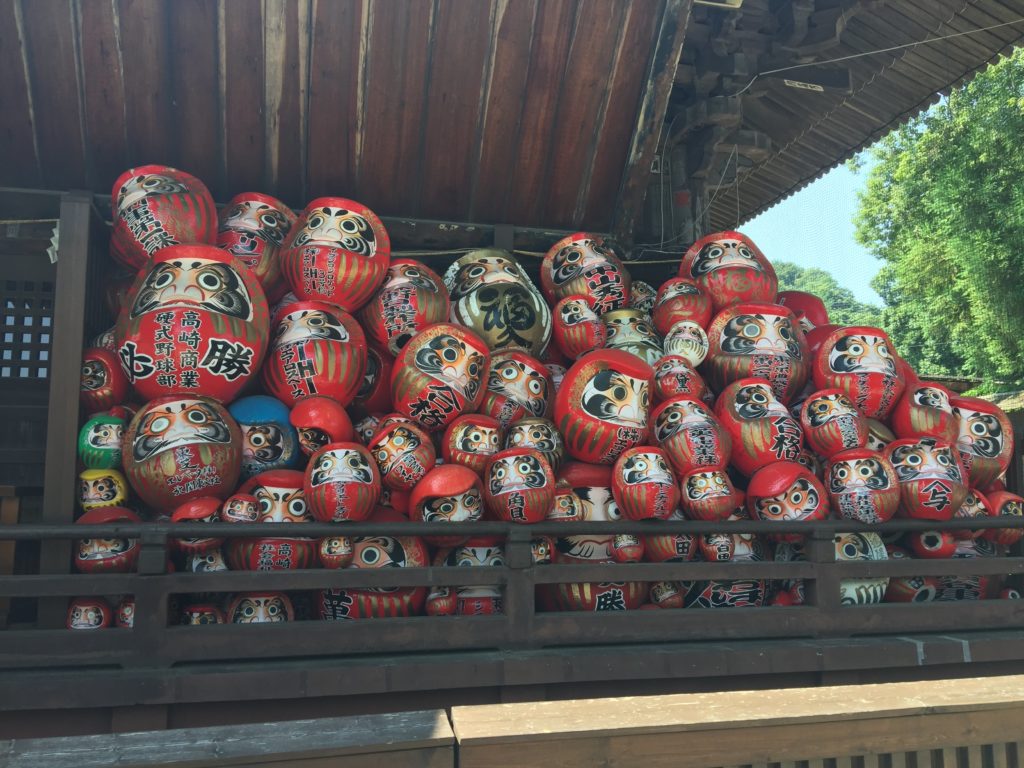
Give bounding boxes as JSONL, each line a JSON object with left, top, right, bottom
{"left": 891, "top": 381, "right": 959, "bottom": 443}
{"left": 650, "top": 395, "right": 731, "bottom": 476}
{"left": 554, "top": 349, "right": 653, "bottom": 465}
{"left": 358, "top": 259, "right": 450, "bottom": 356}
{"left": 678, "top": 231, "right": 777, "bottom": 313}
{"left": 228, "top": 395, "right": 300, "bottom": 480}
{"left": 885, "top": 437, "right": 968, "bottom": 521}
{"left": 289, "top": 395, "right": 354, "bottom": 458}
{"left": 304, "top": 442, "right": 380, "bottom": 522}
{"left": 705, "top": 302, "right": 809, "bottom": 405}
{"left": 553, "top": 294, "right": 606, "bottom": 361}
{"left": 715, "top": 378, "right": 804, "bottom": 477}
{"left": 216, "top": 192, "right": 297, "bottom": 302}
{"left": 442, "top": 413, "right": 503, "bottom": 474}
{"left": 747, "top": 461, "right": 830, "bottom": 536}
{"left": 123, "top": 395, "right": 241, "bottom": 511}
{"left": 278, "top": 197, "right": 390, "bottom": 312}
{"left": 411, "top": 464, "right": 484, "bottom": 547}
{"left": 227, "top": 469, "right": 316, "bottom": 570}
{"left": 261, "top": 300, "right": 367, "bottom": 407}
{"left": 800, "top": 388, "right": 868, "bottom": 459}
{"left": 74, "top": 507, "right": 141, "bottom": 574}
{"left": 630, "top": 280, "right": 657, "bottom": 314}
{"left": 505, "top": 417, "right": 566, "bottom": 473}
{"left": 80, "top": 347, "right": 129, "bottom": 415}
{"left": 110, "top": 164, "right": 217, "bottom": 271}
{"left": 603, "top": 309, "right": 664, "bottom": 367}
{"left": 812, "top": 326, "right": 905, "bottom": 420}
{"left": 652, "top": 355, "right": 707, "bottom": 403}
{"left": 825, "top": 447, "right": 900, "bottom": 523}
{"left": 368, "top": 422, "right": 436, "bottom": 491}
{"left": 391, "top": 323, "right": 490, "bottom": 432}
{"left": 480, "top": 350, "right": 553, "bottom": 428}
{"left": 950, "top": 395, "right": 1014, "bottom": 488}
{"left": 653, "top": 277, "right": 711, "bottom": 336}
{"left": 484, "top": 448, "right": 555, "bottom": 524}
{"left": 679, "top": 468, "right": 742, "bottom": 522}
{"left": 115, "top": 244, "right": 269, "bottom": 404}
{"left": 541, "top": 233, "right": 632, "bottom": 316}
{"left": 612, "top": 447, "right": 679, "bottom": 521}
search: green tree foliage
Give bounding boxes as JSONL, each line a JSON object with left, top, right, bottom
{"left": 774, "top": 261, "right": 882, "bottom": 328}
{"left": 854, "top": 47, "right": 1024, "bottom": 388}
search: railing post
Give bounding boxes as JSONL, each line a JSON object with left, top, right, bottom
{"left": 502, "top": 528, "right": 536, "bottom": 649}
{"left": 125, "top": 530, "right": 170, "bottom": 668}
{"left": 804, "top": 528, "right": 841, "bottom": 636}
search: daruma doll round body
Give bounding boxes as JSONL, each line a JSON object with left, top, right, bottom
{"left": 553, "top": 294, "right": 606, "bottom": 360}
{"left": 885, "top": 437, "right": 968, "bottom": 521}
{"left": 261, "top": 300, "right": 366, "bottom": 407}
{"left": 650, "top": 395, "right": 731, "bottom": 475}
{"left": 630, "top": 280, "right": 657, "bottom": 314}
{"left": 368, "top": 421, "right": 435, "bottom": 491}
{"left": 228, "top": 593, "right": 295, "bottom": 623}
{"left": 505, "top": 417, "right": 565, "bottom": 474}
{"left": 226, "top": 469, "right": 315, "bottom": 570}
{"left": 891, "top": 381, "right": 959, "bottom": 443}
{"left": 115, "top": 245, "right": 269, "bottom": 403}
{"left": 289, "top": 395, "right": 354, "bottom": 457}
{"left": 813, "top": 326, "right": 905, "bottom": 420}
{"left": 228, "top": 395, "right": 300, "bottom": 479}
{"left": 110, "top": 165, "right": 217, "bottom": 270}
{"left": 747, "top": 461, "right": 830, "bottom": 530}
{"left": 80, "top": 347, "right": 129, "bottom": 415}
{"left": 825, "top": 447, "right": 900, "bottom": 523}
{"left": 652, "top": 356, "right": 707, "bottom": 403}
{"left": 442, "top": 414, "right": 503, "bottom": 474}
{"left": 74, "top": 507, "right": 141, "bottom": 573}
{"left": 611, "top": 446, "right": 679, "bottom": 520}
{"left": 603, "top": 309, "right": 663, "bottom": 366}
{"left": 705, "top": 302, "right": 809, "bottom": 405}
{"left": 170, "top": 496, "right": 223, "bottom": 555}
{"left": 653, "top": 277, "right": 711, "bottom": 335}
{"left": 950, "top": 396, "right": 1014, "bottom": 488}
{"left": 78, "top": 413, "right": 126, "bottom": 470}
{"left": 278, "top": 197, "right": 390, "bottom": 312}
{"left": 304, "top": 443, "right": 380, "bottom": 522}
{"left": 555, "top": 349, "right": 653, "bottom": 465}
{"left": 410, "top": 464, "right": 485, "bottom": 547}
{"left": 541, "top": 233, "right": 632, "bottom": 316}
{"left": 800, "top": 388, "right": 868, "bottom": 458}
{"left": 358, "top": 259, "right": 450, "bottom": 355}
{"left": 355, "top": 346, "right": 395, "bottom": 413}
{"left": 982, "top": 491, "right": 1024, "bottom": 547}
{"left": 715, "top": 378, "right": 804, "bottom": 476}
{"left": 678, "top": 231, "right": 777, "bottom": 313}
{"left": 776, "top": 290, "right": 829, "bottom": 333}
{"left": 123, "top": 395, "right": 241, "bottom": 511}
{"left": 216, "top": 192, "right": 297, "bottom": 301}
{"left": 480, "top": 350, "right": 553, "bottom": 428}
{"left": 391, "top": 324, "right": 490, "bottom": 432}
{"left": 484, "top": 448, "right": 555, "bottom": 524}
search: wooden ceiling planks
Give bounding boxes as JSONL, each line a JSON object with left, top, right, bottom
{"left": 0, "top": 0, "right": 41, "bottom": 188}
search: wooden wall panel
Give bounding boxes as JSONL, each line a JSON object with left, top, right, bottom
{"left": 0, "top": 0, "right": 41, "bottom": 187}
{"left": 306, "top": 0, "right": 363, "bottom": 202}
{"left": 263, "top": 0, "right": 309, "bottom": 207}
{"left": 19, "top": 0, "right": 87, "bottom": 190}
{"left": 118, "top": 0, "right": 175, "bottom": 166}
{"left": 221, "top": 0, "right": 266, "bottom": 197}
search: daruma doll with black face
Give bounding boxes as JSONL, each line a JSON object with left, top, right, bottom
{"left": 278, "top": 197, "right": 390, "bottom": 312}
{"left": 216, "top": 192, "right": 297, "bottom": 302}
{"left": 110, "top": 164, "right": 217, "bottom": 271}
{"left": 705, "top": 302, "right": 809, "bottom": 405}
{"left": 715, "top": 378, "right": 804, "bottom": 477}
{"left": 358, "top": 259, "right": 450, "bottom": 356}
{"left": 261, "top": 300, "right": 367, "bottom": 407}
{"left": 678, "top": 231, "right": 777, "bottom": 313}
{"left": 123, "top": 395, "right": 241, "bottom": 511}
{"left": 885, "top": 437, "right": 968, "bottom": 521}
{"left": 554, "top": 349, "right": 653, "bottom": 465}
{"left": 813, "top": 326, "right": 905, "bottom": 420}
{"left": 950, "top": 395, "right": 1014, "bottom": 488}
{"left": 116, "top": 244, "right": 269, "bottom": 404}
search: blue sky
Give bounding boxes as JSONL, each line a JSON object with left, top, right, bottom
{"left": 742, "top": 156, "right": 883, "bottom": 305}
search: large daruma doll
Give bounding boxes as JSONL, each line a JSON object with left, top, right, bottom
{"left": 123, "top": 395, "right": 241, "bottom": 511}
{"left": 678, "top": 231, "right": 777, "bottom": 313}
{"left": 110, "top": 165, "right": 217, "bottom": 271}
{"left": 554, "top": 349, "right": 653, "bottom": 465}
{"left": 278, "top": 197, "right": 390, "bottom": 312}
{"left": 715, "top": 378, "right": 803, "bottom": 477}
{"left": 813, "top": 326, "right": 905, "bottom": 420}
{"left": 115, "top": 244, "right": 269, "bottom": 403}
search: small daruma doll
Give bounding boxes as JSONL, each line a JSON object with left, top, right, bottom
{"left": 553, "top": 294, "right": 606, "bottom": 360}
{"left": 505, "top": 418, "right": 566, "bottom": 473}
{"left": 359, "top": 259, "right": 450, "bottom": 355}
{"left": 170, "top": 496, "right": 224, "bottom": 555}
{"left": 747, "top": 461, "right": 829, "bottom": 532}
{"left": 484, "top": 448, "right": 555, "bottom": 524}
{"left": 289, "top": 396, "right": 354, "bottom": 457}
{"left": 652, "top": 277, "right": 712, "bottom": 335}
{"left": 891, "top": 381, "right": 959, "bottom": 443}
{"left": 110, "top": 164, "right": 217, "bottom": 270}
{"left": 78, "top": 413, "right": 127, "bottom": 470}
{"left": 67, "top": 597, "right": 113, "bottom": 630}
{"left": 278, "top": 197, "right": 391, "bottom": 312}
{"left": 80, "top": 348, "right": 129, "bottom": 415}
{"left": 554, "top": 349, "right": 653, "bottom": 465}
{"left": 679, "top": 469, "right": 742, "bottom": 522}
{"left": 304, "top": 443, "right": 380, "bottom": 522}
{"left": 216, "top": 192, "right": 297, "bottom": 301}
{"left": 612, "top": 447, "right": 679, "bottom": 520}
{"left": 481, "top": 350, "right": 553, "bottom": 427}
{"left": 442, "top": 414, "right": 503, "bottom": 474}
{"left": 410, "top": 464, "right": 484, "bottom": 546}
{"left": 261, "top": 300, "right": 367, "bottom": 407}
{"left": 678, "top": 231, "right": 777, "bottom": 313}
{"left": 982, "top": 491, "right": 1024, "bottom": 547}
{"left": 652, "top": 356, "right": 707, "bottom": 403}
{"left": 123, "top": 396, "right": 241, "bottom": 511}
{"left": 650, "top": 395, "right": 731, "bottom": 475}
{"left": 951, "top": 396, "right": 1014, "bottom": 489}
{"left": 800, "top": 388, "right": 868, "bottom": 458}
{"left": 541, "top": 233, "right": 632, "bottom": 316}
{"left": 813, "top": 326, "right": 905, "bottom": 420}
{"left": 825, "top": 447, "right": 900, "bottom": 523}
{"left": 368, "top": 421, "right": 436, "bottom": 491}
{"left": 885, "top": 437, "right": 968, "bottom": 521}
{"left": 228, "top": 395, "right": 300, "bottom": 479}
{"left": 705, "top": 302, "right": 809, "bottom": 404}
{"left": 228, "top": 593, "right": 295, "bottom": 623}
{"left": 715, "top": 378, "right": 804, "bottom": 477}
{"left": 115, "top": 244, "right": 269, "bottom": 403}
{"left": 78, "top": 468, "right": 128, "bottom": 513}
{"left": 74, "top": 507, "right": 140, "bottom": 573}
{"left": 391, "top": 323, "right": 490, "bottom": 432}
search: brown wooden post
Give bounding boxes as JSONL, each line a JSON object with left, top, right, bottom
{"left": 37, "top": 191, "right": 94, "bottom": 628}
{"left": 0, "top": 487, "right": 19, "bottom": 626}
{"left": 804, "top": 528, "right": 841, "bottom": 635}
{"left": 502, "top": 527, "right": 536, "bottom": 651}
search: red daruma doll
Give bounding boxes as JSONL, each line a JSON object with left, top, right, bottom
{"left": 747, "top": 461, "right": 830, "bottom": 531}
{"left": 825, "top": 447, "right": 900, "bottom": 523}
{"left": 552, "top": 294, "right": 606, "bottom": 360}
{"left": 715, "top": 378, "right": 804, "bottom": 477}
{"left": 541, "top": 233, "right": 632, "bottom": 316}
{"left": 216, "top": 192, "right": 297, "bottom": 302}
{"left": 304, "top": 442, "right": 381, "bottom": 522}
{"left": 813, "top": 326, "right": 905, "bottom": 420}
{"left": 278, "top": 197, "right": 391, "bottom": 312}
{"left": 652, "top": 277, "right": 711, "bottom": 336}
{"left": 885, "top": 437, "right": 968, "bottom": 521}
{"left": 612, "top": 447, "right": 679, "bottom": 520}
{"left": 358, "top": 259, "right": 450, "bottom": 356}
{"left": 950, "top": 396, "right": 1014, "bottom": 488}
{"left": 110, "top": 164, "right": 217, "bottom": 271}
{"left": 483, "top": 448, "right": 555, "bottom": 524}
{"left": 227, "top": 469, "right": 316, "bottom": 570}
{"left": 652, "top": 356, "right": 707, "bottom": 403}
{"left": 800, "top": 388, "right": 868, "bottom": 458}
{"left": 678, "top": 231, "right": 777, "bottom": 313}
{"left": 650, "top": 395, "right": 731, "bottom": 476}
{"left": 890, "top": 381, "right": 959, "bottom": 443}
{"left": 115, "top": 244, "right": 269, "bottom": 404}
{"left": 442, "top": 414, "right": 503, "bottom": 475}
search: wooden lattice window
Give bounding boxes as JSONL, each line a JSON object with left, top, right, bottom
{"left": 1, "top": 277, "right": 54, "bottom": 380}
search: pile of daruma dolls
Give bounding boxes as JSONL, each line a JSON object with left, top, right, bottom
{"left": 67, "top": 164, "right": 1020, "bottom": 630}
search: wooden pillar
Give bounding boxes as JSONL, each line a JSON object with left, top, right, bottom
{"left": 0, "top": 487, "right": 19, "bottom": 627}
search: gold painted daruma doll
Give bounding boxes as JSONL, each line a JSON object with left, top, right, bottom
{"left": 358, "top": 259, "right": 450, "bottom": 356}
{"left": 541, "top": 233, "right": 632, "bottom": 316}
{"left": 110, "top": 164, "right": 217, "bottom": 271}
{"left": 278, "top": 197, "right": 391, "bottom": 312}
{"left": 678, "top": 231, "right": 777, "bottom": 313}
{"left": 950, "top": 395, "right": 1014, "bottom": 489}
{"left": 442, "top": 413, "right": 503, "bottom": 475}
{"left": 216, "top": 192, "right": 297, "bottom": 303}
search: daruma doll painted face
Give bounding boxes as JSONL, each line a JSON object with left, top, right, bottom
{"left": 442, "top": 414, "right": 503, "bottom": 474}
{"left": 410, "top": 464, "right": 484, "bottom": 547}
{"left": 505, "top": 417, "right": 565, "bottom": 473}
{"left": 715, "top": 378, "right": 804, "bottom": 477}
{"left": 678, "top": 231, "right": 777, "bottom": 313}
{"left": 368, "top": 422, "right": 436, "bottom": 491}
{"left": 541, "top": 233, "right": 632, "bottom": 316}
{"left": 555, "top": 349, "right": 653, "bottom": 465}
{"left": 481, "top": 350, "right": 553, "bottom": 428}
{"left": 289, "top": 396, "right": 354, "bottom": 457}
{"left": 227, "top": 470, "right": 316, "bottom": 571}
{"left": 553, "top": 294, "right": 606, "bottom": 361}
{"left": 304, "top": 443, "right": 380, "bottom": 522}
{"left": 484, "top": 448, "right": 555, "bottom": 524}
{"left": 80, "top": 348, "right": 129, "bottom": 415}
{"left": 78, "top": 413, "right": 126, "bottom": 470}
{"left": 115, "top": 244, "right": 269, "bottom": 403}
{"left": 705, "top": 302, "right": 809, "bottom": 405}
{"left": 747, "top": 461, "right": 829, "bottom": 530}
{"left": 652, "top": 277, "right": 711, "bottom": 336}
{"left": 950, "top": 396, "right": 1014, "bottom": 488}
{"left": 611, "top": 447, "right": 679, "bottom": 521}
{"left": 603, "top": 309, "right": 663, "bottom": 367}
{"left": 885, "top": 437, "right": 968, "bottom": 521}
{"left": 800, "top": 388, "right": 868, "bottom": 458}
{"left": 228, "top": 395, "right": 300, "bottom": 480}
{"left": 110, "top": 164, "right": 217, "bottom": 271}
{"left": 891, "top": 381, "right": 959, "bottom": 443}
{"left": 123, "top": 395, "right": 241, "bottom": 511}
{"left": 630, "top": 280, "right": 657, "bottom": 313}
{"left": 650, "top": 395, "right": 731, "bottom": 475}
{"left": 74, "top": 507, "right": 140, "bottom": 574}
{"left": 679, "top": 468, "right": 742, "bottom": 521}
{"left": 825, "top": 447, "right": 900, "bottom": 523}
{"left": 359, "top": 259, "right": 450, "bottom": 356}
{"left": 812, "top": 326, "right": 905, "bottom": 420}
{"left": 278, "top": 197, "right": 390, "bottom": 312}
{"left": 652, "top": 355, "right": 707, "bottom": 403}
{"left": 391, "top": 324, "right": 490, "bottom": 432}
{"left": 261, "top": 300, "right": 366, "bottom": 407}
{"left": 216, "top": 192, "right": 297, "bottom": 301}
